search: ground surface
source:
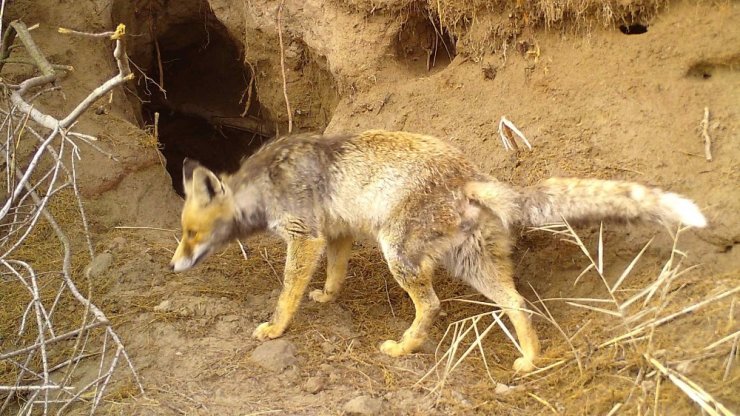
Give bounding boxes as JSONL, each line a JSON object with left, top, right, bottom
{"left": 2, "top": 0, "right": 739, "bottom": 415}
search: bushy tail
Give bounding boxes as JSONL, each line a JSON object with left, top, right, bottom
{"left": 465, "top": 178, "right": 707, "bottom": 229}
{"left": 516, "top": 178, "right": 707, "bottom": 228}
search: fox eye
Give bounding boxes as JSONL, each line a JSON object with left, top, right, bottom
{"left": 186, "top": 230, "right": 197, "bottom": 239}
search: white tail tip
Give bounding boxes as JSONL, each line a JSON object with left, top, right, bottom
{"left": 661, "top": 193, "right": 707, "bottom": 228}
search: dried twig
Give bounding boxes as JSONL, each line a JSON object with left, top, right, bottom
{"left": 0, "top": 58, "right": 73, "bottom": 71}
{"left": 150, "top": 20, "right": 165, "bottom": 92}
{"left": 646, "top": 354, "right": 733, "bottom": 416}
{"left": 240, "top": 63, "right": 256, "bottom": 118}
{"left": 261, "top": 247, "right": 283, "bottom": 287}
{"left": 0, "top": 21, "right": 144, "bottom": 414}
{"left": 239, "top": 0, "right": 257, "bottom": 118}
{"left": 700, "top": 107, "right": 712, "bottom": 161}
{"left": 498, "top": 116, "right": 532, "bottom": 151}
{"left": 276, "top": 0, "right": 292, "bottom": 133}
{"left": 0, "top": 0, "right": 7, "bottom": 48}
{"left": 57, "top": 27, "right": 115, "bottom": 38}
{"left": 9, "top": 20, "right": 55, "bottom": 77}
{"left": 114, "top": 225, "right": 176, "bottom": 232}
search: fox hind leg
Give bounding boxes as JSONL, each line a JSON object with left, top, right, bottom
{"left": 253, "top": 236, "right": 325, "bottom": 340}
{"left": 446, "top": 232, "right": 541, "bottom": 372}
{"left": 309, "top": 235, "right": 353, "bottom": 303}
{"left": 378, "top": 238, "right": 441, "bottom": 357}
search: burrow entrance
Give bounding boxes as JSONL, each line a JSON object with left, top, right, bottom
{"left": 114, "top": 0, "right": 271, "bottom": 197}
{"left": 619, "top": 23, "right": 648, "bottom": 35}
{"left": 395, "top": 9, "right": 457, "bottom": 74}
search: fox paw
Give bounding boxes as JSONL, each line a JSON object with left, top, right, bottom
{"left": 380, "top": 340, "right": 409, "bottom": 357}
{"left": 308, "top": 289, "right": 336, "bottom": 303}
{"left": 513, "top": 356, "right": 536, "bottom": 373}
{"left": 252, "top": 322, "right": 284, "bottom": 341}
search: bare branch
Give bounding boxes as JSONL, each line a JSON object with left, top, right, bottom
{"left": 9, "top": 20, "right": 55, "bottom": 77}
{"left": 0, "top": 22, "right": 145, "bottom": 413}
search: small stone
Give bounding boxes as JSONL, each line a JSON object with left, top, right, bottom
{"left": 495, "top": 383, "right": 513, "bottom": 395}
{"left": 109, "top": 237, "right": 127, "bottom": 251}
{"left": 85, "top": 253, "right": 113, "bottom": 278}
{"left": 153, "top": 300, "right": 172, "bottom": 312}
{"left": 452, "top": 390, "right": 472, "bottom": 407}
{"left": 343, "top": 395, "right": 384, "bottom": 415}
{"left": 494, "top": 383, "right": 523, "bottom": 395}
{"left": 642, "top": 380, "right": 656, "bottom": 391}
{"left": 304, "top": 376, "right": 325, "bottom": 394}
{"left": 676, "top": 361, "right": 691, "bottom": 374}
{"left": 321, "top": 341, "right": 336, "bottom": 354}
{"left": 279, "top": 366, "right": 300, "bottom": 386}
{"left": 221, "top": 314, "right": 240, "bottom": 323}
{"left": 244, "top": 294, "right": 263, "bottom": 307}
{"left": 250, "top": 339, "right": 297, "bottom": 372}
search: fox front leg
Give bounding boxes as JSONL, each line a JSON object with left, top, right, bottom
{"left": 252, "top": 237, "right": 325, "bottom": 340}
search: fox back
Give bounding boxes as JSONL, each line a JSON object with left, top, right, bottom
{"left": 172, "top": 130, "right": 502, "bottom": 266}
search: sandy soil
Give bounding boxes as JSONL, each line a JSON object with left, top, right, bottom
{"left": 1, "top": 0, "right": 738, "bottom": 415}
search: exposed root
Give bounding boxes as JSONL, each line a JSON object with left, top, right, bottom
{"left": 276, "top": 0, "right": 292, "bottom": 133}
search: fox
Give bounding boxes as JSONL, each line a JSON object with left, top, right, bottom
{"left": 169, "top": 129, "right": 707, "bottom": 372}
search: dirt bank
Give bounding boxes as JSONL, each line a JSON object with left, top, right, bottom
{"left": 1, "top": 0, "right": 738, "bottom": 414}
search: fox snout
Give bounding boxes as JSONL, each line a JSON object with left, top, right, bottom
{"left": 170, "top": 248, "right": 195, "bottom": 272}
{"left": 169, "top": 250, "right": 200, "bottom": 272}
{"left": 169, "top": 258, "right": 184, "bottom": 272}
{"left": 170, "top": 239, "right": 211, "bottom": 272}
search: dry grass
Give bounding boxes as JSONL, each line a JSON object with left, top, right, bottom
{"left": 46, "top": 213, "right": 738, "bottom": 414}
{"left": 397, "top": 0, "right": 669, "bottom": 59}
{"left": 430, "top": 0, "right": 667, "bottom": 30}
{"left": 0, "top": 191, "right": 90, "bottom": 381}
{"left": 420, "top": 221, "right": 738, "bottom": 414}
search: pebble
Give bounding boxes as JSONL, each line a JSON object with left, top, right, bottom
{"left": 494, "top": 383, "right": 523, "bottom": 395}
{"left": 153, "top": 299, "right": 172, "bottom": 312}
{"left": 85, "top": 252, "right": 113, "bottom": 278}
{"left": 109, "top": 237, "right": 127, "bottom": 251}
{"left": 250, "top": 339, "right": 297, "bottom": 372}
{"left": 303, "top": 376, "right": 325, "bottom": 394}
{"left": 321, "top": 341, "right": 336, "bottom": 354}
{"left": 451, "top": 390, "right": 472, "bottom": 407}
{"left": 343, "top": 395, "right": 384, "bottom": 415}
{"left": 495, "top": 383, "right": 512, "bottom": 395}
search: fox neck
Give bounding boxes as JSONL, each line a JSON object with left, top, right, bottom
{"left": 232, "top": 183, "right": 268, "bottom": 237}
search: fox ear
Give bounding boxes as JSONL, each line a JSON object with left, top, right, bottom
{"left": 182, "top": 158, "right": 201, "bottom": 194}
{"left": 190, "top": 166, "right": 225, "bottom": 204}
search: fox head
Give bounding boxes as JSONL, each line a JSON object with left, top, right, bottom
{"left": 170, "top": 159, "right": 238, "bottom": 272}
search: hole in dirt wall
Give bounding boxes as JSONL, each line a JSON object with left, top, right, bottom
{"left": 113, "top": 0, "right": 271, "bottom": 198}
{"left": 619, "top": 23, "right": 648, "bottom": 35}
{"left": 395, "top": 9, "right": 457, "bottom": 74}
